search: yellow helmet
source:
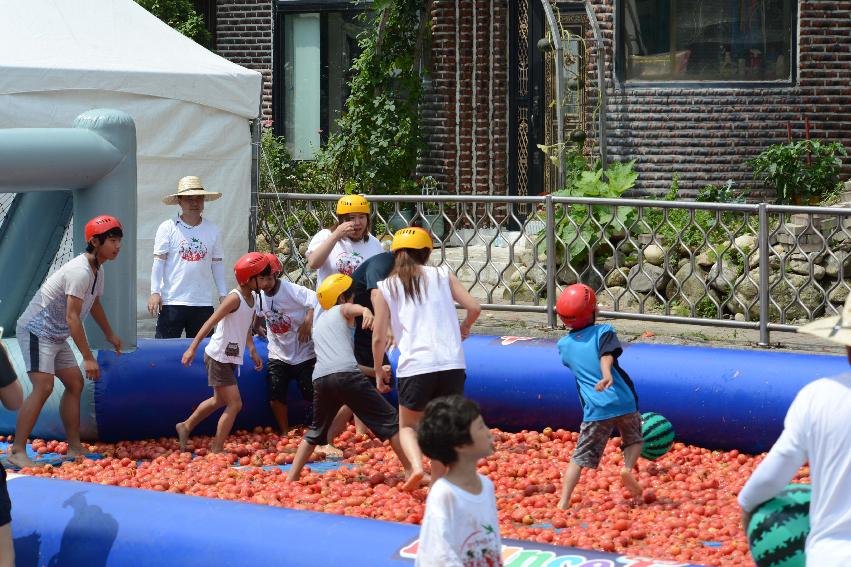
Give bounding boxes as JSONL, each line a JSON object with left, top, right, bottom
{"left": 336, "top": 194, "right": 370, "bottom": 216}
{"left": 392, "top": 227, "right": 433, "bottom": 251}
{"left": 316, "top": 273, "right": 354, "bottom": 310}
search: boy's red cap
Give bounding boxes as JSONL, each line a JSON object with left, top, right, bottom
{"left": 556, "top": 284, "right": 597, "bottom": 329}
{"left": 234, "top": 252, "right": 269, "bottom": 285}
{"left": 264, "top": 253, "right": 283, "bottom": 277}
{"left": 84, "top": 215, "right": 122, "bottom": 242}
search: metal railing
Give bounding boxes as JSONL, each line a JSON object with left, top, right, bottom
{"left": 256, "top": 192, "right": 851, "bottom": 345}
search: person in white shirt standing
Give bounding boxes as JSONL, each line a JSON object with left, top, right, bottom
{"left": 416, "top": 395, "right": 503, "bottom": 567}
{"left": 149, "top": 176, "right": 227, "bottom": 338}
{"left": 306, "top": 194, "right": 384, "bottom": 439}
{"left": 176, "top": 253, "right": 267, "bottom": 454}
{"left": 738, "top": 292, "right": 851, "bottom": 566}
{"left": 255, "top": 253, "right": 317, "bottom": 433}
{"left": 8, "top": 216, "right": 124, "bottom": 469}
{"left": 372, "top": 228, "right": 481, "bottom": 491}
{"left": 306, "top": 194, "right": 384, "bottom": 285}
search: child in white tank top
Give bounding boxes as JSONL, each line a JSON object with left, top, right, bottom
{"left": 371, "top": 228, "right": 481, "bottom": 490}
{"left": 176, "top": 253, "right": 269, "bottom": 454}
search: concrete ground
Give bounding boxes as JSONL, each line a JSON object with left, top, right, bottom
{"left": 474, "top": 308, "right": 845, "bottom": 356}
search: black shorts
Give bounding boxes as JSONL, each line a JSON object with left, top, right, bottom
{"left": 397, "top": 368, "right": 466, "bottom": 412}
{"left": 304, "top": 371, "right": 399, "bottom": 446}
{"left": 267, "top": 358, "right": 315, "bottom": 403}
{"left": 155, "top": 305, "right": 214, "bottom": 339}
{"left": 0, "top": 462, "right": 10, "bottom": 527}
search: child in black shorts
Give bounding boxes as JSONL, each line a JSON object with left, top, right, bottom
{"left": 1, "top": 335, "right": 24, "bottom": 566}
{"left": 255, "top": 253, "right": 317, "bottom": 433}
{"left": 286, "top": 274, "right": 413, "bottom": 484}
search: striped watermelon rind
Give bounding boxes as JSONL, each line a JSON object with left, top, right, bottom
{"left": 747, "top": 484, "right": 811, "bottom": 567}
{"left": 640, "top": 412, "right": 674, "bottom": 460}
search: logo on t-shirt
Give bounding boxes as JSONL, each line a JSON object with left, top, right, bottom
{"left": 266, "top": 312, "right": 293, "bottom": 335}
{"left": 459, "top": 525, "right": 503, "bottom": 567}
{"left": 335, "top": 251, "right": 365, "bottom": 276}
{"left": 178, "top": 237, "right": 208, "bottom": 262}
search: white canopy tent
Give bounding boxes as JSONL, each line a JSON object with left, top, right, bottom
{"left": 0, "top": 0, "right": 262, "bottom": 330}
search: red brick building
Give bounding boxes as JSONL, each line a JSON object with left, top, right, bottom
{"left": 200, "top": 0, "right": 851, "bottom": 197}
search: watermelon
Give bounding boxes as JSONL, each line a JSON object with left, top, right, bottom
{"left": 747, "top": 484, "right": 811, "bottom": 567}
{"left": 640, "top": 412, "right": 674, "bottom": 460}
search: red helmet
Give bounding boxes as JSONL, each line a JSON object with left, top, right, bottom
{"left": 85, "top": 215, "right": 123, "bottom": 242}
{"left": 556, "top": 284, "right": 597, "bottom": 330}
{"left": 264, "top": 253, "right": 283, "bottom": 277}
{"left": 234, "top": 252, "right": 269, "bottom": 285}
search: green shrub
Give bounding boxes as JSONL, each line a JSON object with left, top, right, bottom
{"left": 749, "top": 139, "right": 847, "bottom": 204}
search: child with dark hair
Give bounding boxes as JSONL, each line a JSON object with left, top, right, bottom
{"left": 9, "top": 215, "right": 124, "bottom": 469}
{"left": 416, "top": 395, "right": 502, "bottom": 567}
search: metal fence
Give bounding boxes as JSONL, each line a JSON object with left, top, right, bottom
{"left": 256, "top": 192, "right": 851, "bottom": 345}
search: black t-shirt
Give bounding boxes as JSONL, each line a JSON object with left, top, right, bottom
{"left": 351, "top": 251, "right": 394, "bottom": 310}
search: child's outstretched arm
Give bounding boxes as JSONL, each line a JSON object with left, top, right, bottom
{"left": 246, "top": 319, "right": 262, "bottom": 371}
{"left": 448, "top": 273, "right": 481, "bottom": 339}
{"left": 182, "top": 294, "right": 240, "bottom": 366}
{"left": 596, "top": 354, "right": 615, "bottom": 391}
{"left": 371, "top": 293, "right": 392, "bottom": 393}
{"left": 341, "top": 304, "right": 373, "bottom": 329}
{"left": 89, "top": 297, "right": 122, "bottom": 355}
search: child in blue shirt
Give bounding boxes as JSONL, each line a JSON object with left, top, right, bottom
{"left": 555, "top": 284, "right": 644, "bottom": 509}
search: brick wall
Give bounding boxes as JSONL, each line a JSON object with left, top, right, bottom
{"left": 587, "top": 0, "right": 851, "bottom": 197}
{"left": 215, "top": 0, "right": 273, "bottom": 118}
{"left": 212, "top": 0, "right": 850, "bottom": 198}
{"left": 419, "top": 0, "right": 508, "bottom": 195}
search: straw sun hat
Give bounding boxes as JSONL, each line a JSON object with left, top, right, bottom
{"left": 798, "top": 293, "right": 851, "bottom": 347}
{"left": 162, "top": 176, "right": 222, "bottom": 206}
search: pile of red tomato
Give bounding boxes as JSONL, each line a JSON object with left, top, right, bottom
{"left": 5, "top": 426, "right": 809, "bottom": 567}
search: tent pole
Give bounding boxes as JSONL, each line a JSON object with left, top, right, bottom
{"left": 249, "top": 106, "right": 261, "bottom": 252}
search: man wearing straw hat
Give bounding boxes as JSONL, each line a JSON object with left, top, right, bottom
{"left": 148, "top": 176, "right": 228, "bottom": 339}
{"left": 738, "top": 295, "right": 851, "bottom": 565}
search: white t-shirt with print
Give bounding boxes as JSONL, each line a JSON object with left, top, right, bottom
{"left": 153, "top": 216, "right": 225, "bottom": 306}
{"left": 256, "top": 280, "right": 318, "bottom": 365}
{"left": 17, "top": 254, "right": 104, "bottom": 343}
{"left": 416, "top": 475, "right": 503, "bottom": 567}
{"left": 738, "top": 373, "right": 851, "bottom": 566}
{"left": 306, "top": 229, "right": 384, "bottom": 286}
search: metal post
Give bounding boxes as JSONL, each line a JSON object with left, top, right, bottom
{"left": 583, "top": 1, "right": 608, "bottom": 169}
{"left": 545, "top": 195, "right": 557, "bottom": 328}
{"left": 540, "top": 0, "right": 565, "bottom": 190}
{"left": 248, "top": 114, "right": 261, "bottom": 252}
{"left": 758, "top": 203, "right": 770, "bottom": 347}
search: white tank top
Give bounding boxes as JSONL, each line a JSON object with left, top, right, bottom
{"left": 377, "top": 265, "right": 465, "bottom": 378}
{"left": 204, "top": 289, "right": 255, "bottom": 365}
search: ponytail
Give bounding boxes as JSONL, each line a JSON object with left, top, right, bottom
{"left": 390, "top": 248, "right": 432, "bottom": 302}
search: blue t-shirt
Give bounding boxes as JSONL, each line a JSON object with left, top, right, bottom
{"left": 556, "top": 323, "right": 638, "bottom": 422}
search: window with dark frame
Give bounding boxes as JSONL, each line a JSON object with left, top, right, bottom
{"left": 273, "top": 1, "right": 371, "bottom": 160}
{"left": 619, "top": 0, "right": 795, "bottom": 83}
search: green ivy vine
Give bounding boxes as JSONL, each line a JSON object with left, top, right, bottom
{"left": 319, "top": 0, "right": 430, "bottom": 195}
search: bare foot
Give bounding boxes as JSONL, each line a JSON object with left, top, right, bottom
{"left": 621, "top": 468, "right": 643, "bottom": 499}
{"left": 67, "top": 444, "right": 88, "bottom": 458}
{"left": 176, "top": 422, "right": 190, "bottom": 452}
{"left": 557, "top": 498, "right": 569, "bottom": 510}
{"left": 401, "top": 469, "right": 424, "bottom": 492}
{"left": 6, "top": 449, "right": 43, "bottom": 469}
{"left": 318, "top": 444, "right": 343, "bottom": 459}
